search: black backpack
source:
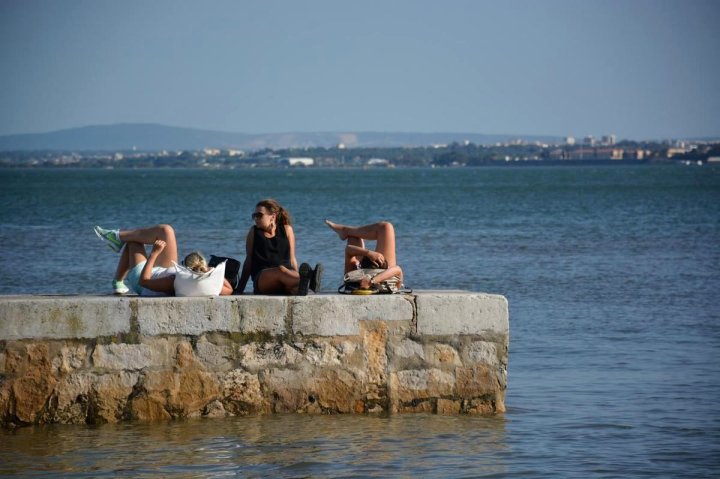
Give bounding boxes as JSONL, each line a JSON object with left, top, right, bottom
{"left": 209, "top": 255, "right": 242, "bottom": 294}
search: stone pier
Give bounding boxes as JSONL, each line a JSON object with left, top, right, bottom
{"left": 0, "top": 292, "right": 509, "bottom": 427}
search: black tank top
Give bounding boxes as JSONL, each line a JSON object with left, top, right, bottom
{"left": 250, "top": 224, "right": 291, "bottom": 280}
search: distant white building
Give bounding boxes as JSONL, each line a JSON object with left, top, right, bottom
{"left": 367, "top": 158, "right": 390, "bottom": 167}
{"left": 565, "top": 136, "right": 576, "bottom": 146}
{"left": 280, "top": 157, "right": 314, "bottom": 167}
{"left": 601, "top": 134, "right": 616, "bottom": 146}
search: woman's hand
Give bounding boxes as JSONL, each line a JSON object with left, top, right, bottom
{"left": 359, "top": 275, "right": 373, "bottom": 290}
{"left": 148, "top": 240, "right": 167, "bottom": 258}
{"left": 366, "top": 250, "right": 387, "bottom": 268}
{"left": 151, "top": 239, "right": 166, "bottom": 256}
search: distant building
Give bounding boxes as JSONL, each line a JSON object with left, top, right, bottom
{"left": 280, "top": 157, "right": 314, "bottom": 167}
{"left": 601, "top": 134, "right": 616, "bottom": 146}
{"left": 560, "top": 147, "right": 624, "bottom": 160}
{"left": 583, "top": 135, "right": 596, "bottom": 146}
{"left": 666, "top": 147, "right": 689, "bottom": 158}
{"left": 565, "top": 136, "right": 576, "bottom": 146}
{"left": 367, "top": 158, "right": 390, "bottom": 167}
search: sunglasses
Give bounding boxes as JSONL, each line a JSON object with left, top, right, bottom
{"left": 251, "top": 212, "right": 265, "bottom": 220}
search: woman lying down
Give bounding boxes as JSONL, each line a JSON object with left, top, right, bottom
{"left": 94, "top": 223, "right": 232, "bottom": 297}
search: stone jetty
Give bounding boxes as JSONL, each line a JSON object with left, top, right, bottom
{"left": 0, "top": 292, "right": 509, "bottom": 427}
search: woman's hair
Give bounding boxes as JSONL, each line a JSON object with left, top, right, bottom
{"left": 256, "top": 198, "right": 292, "bottom": 226}
{"left": 183, "top": 251, "right": 210, "bottom": 273}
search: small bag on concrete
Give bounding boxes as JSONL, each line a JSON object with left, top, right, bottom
{"left": 338, "top": 268, "right": 406, "bottom": 295}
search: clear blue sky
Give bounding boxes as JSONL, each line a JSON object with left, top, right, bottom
{"left": 1, "top": 0, "right": 718, "bottom": 140}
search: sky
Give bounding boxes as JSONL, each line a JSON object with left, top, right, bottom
{"left": 1, "top": 0, "right": 719, "bottom": 140}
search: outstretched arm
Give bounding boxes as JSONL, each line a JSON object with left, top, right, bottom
{"left": 286, "top": 225, "right": 298, "bottom": 272}
{"left": 220, "top": 278, "right": 233, "bottom": 296}
{"left": 139, "top": 240, "right": 175, "bottom": 294}
{"left": 359, "top": 265, "right": 403, "bottom": 290}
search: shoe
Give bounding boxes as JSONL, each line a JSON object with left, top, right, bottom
{"left": 94, "top": 226, "right": 124, "bottom": 252}
{"left": 113, "top": 280, "right": 129, "bottom": 295}
{"left": 297, "top": 263, "right": 311, "bottom": 296}
{"left": 310, "top": 263, "right": 324, "bottom": 293}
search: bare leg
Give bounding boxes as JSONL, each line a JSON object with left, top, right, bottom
{"left": 113, "top": 242, "right": 149, "bottom": 280}
{"left": 118, "top": 224, "right": 178, "bottom": 268}
{"left": 114, "top": 245, "right": 130, "bottom": 281}
{"left": 328, "top": 220, "right": 397, "bottom": 268}
{"left": 344, "top": 236, "right": 365, "bottom": 273}
{"left": 373, "top": 222, "right": 397, "bottom": 267}
{"left": 126, "top": 242, "right": 149, "bottom": 267}
{"left": 327, "top": 219, "right": 385, "bottom": 241}
{"left": 256, "top": 266, "right": 300, "bottom": 294}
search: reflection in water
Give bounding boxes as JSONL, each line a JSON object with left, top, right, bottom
{"left": 0, "top": 414, "right": 507, "bottom": 477}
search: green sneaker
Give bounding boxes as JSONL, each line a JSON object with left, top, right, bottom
{"left": 112, "top": 280, "right": 129, "bottom": 295}
{"left": 94, "top": 226, "right": 124, "bottom": 252}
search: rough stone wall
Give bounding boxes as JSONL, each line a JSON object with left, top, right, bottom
{"left": 0, "top": 292, "right": 509, "bottom": 427}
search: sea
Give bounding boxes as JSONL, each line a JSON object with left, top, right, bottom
{"left": 0, "top": 165, "right": 718, "bottom": 478}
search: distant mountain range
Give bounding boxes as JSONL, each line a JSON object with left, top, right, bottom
{"left": 0, "top": 123, "right": 566, "bottom": 151}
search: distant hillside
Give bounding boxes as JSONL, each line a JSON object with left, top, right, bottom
{"left": 0, "top": 123, "right": 564, "bottom": 151}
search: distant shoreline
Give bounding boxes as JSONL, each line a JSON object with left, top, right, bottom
{"left": 0, "top": 160, "right": 713, "bottom": 170}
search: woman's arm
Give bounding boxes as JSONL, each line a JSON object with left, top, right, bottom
{"left": 220, "top": 278, "right": 233, "bottom": 296}
{"left": 139, "top": 240, "right": 175, "bottom": 294}
{"left": 236, "top": 227, "right": 254, "bottom": 294}
{"left": 359, "top": 265, "right": 403, "bottom": 290}
{"left": 285, "top": 224, "right": 298, "bottom": 272}
{"left": 345, "top": 245, "right": 387, "bottom": 268}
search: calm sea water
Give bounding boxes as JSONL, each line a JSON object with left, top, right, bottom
{"left": 1, "top": 166, "right": 719, "bottom": 477}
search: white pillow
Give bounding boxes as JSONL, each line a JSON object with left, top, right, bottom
{"left": 172, "top": 260, "right": 226, "bottom": 297}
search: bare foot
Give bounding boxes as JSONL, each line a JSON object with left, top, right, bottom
{"left": 324, "top": 219, "right": 348, "bottom": 240}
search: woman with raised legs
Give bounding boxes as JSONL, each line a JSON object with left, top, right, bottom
{"left": 94, "top": 224, "right": 232, "bottom": 296}
{"left": 325, "top": 219, "right": 403, "bottom": 291}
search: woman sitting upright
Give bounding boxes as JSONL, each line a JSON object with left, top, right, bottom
{"left": 238, "top": 199, "right": 322, "bottom": 295}
{"left": 325, "top": 219, "right": 403, "bottom": 291}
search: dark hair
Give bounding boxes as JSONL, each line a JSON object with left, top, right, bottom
{"left": 256, "top": 198, "right": 292, "bottom": 226}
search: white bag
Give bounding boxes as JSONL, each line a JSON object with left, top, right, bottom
{"left": 172, "top": 260, "right": 226, "bottom": 296}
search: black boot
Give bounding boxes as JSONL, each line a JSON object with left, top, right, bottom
{"left": 310, "top": 263, "right": 324, "bottom": 293}
{"left": 297, "top": 263, "right": 311, "bottom": 296}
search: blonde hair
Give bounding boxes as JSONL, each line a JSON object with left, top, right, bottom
{"left": 183, "top": 251, "right": 210, "bottom": 273}
{"left": 256, "top": 198, "right": 292, "bottom": 226}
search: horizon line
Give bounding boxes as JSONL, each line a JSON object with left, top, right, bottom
{"left": 1, "top": 122, "right": 718, "bottom": 143}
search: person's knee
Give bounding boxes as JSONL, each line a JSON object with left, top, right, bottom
{"left": 379, "top": 221, "right": 394, "bottom": 234}
{"left": 278, "top": 265, "right": 299, "bottom": 280}
{"left": 158, "top": 224, "right": 175, "bottom": 238}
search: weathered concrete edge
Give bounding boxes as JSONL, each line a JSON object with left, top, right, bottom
{"left": 0, "top": 291, "right": 509, "bottom": 340}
